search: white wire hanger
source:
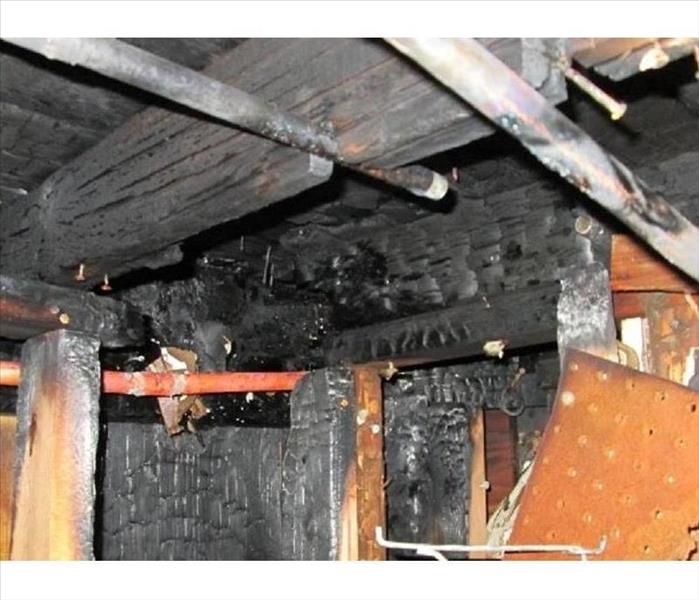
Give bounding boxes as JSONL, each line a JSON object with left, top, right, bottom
{"left": 375, "top": 527, "right": 607, "bottom": 561}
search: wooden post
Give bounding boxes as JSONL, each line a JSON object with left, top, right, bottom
{"left": 484, "top": 411, "right": 518, "bottom": 518}
{"left": 468, "top": 408, "right": 487, "bottom": 559}
{"left": 0, "top": 415, "right": 16, "bottom": 560}
{"left": 10, "top": 329, "right": 100, "bottom": 560}
{"left": 352, "top": 367, "right": 386, "bottom": 560}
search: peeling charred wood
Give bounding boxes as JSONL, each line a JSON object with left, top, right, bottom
{"left": 285, "top": 183, "right": 586, "bottom": 328}
{"left": 11, "top": 330, "right": 100, "bottom": 560}
{"left": 327, "top": 283, "right": 561, "bottom": 366}
{"left": 0, "top": 274, "right": 144, "bottom": 347}
{"left": 0, "top": 38, "right": 564, "bottom": 285}
{"left": 387, "top": 38, "right": 699, "bottom": 282}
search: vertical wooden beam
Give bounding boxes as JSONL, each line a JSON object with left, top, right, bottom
{"left": 10, "top": 329, "right": 100, "bottom": 560}
{"left": 0, "top": 414, "right": 16, "bottom": 560}
{"left": 352, "top": 367, "right": 386, "bottom": 560}
{"left": 282, "top": 368, "right": 356, "bottom": 560}
{"left": 484, "top": 411, "right": 518, "bottom": 517}
{"left": 468, "top": 408, "right": 487, "bottom": 559}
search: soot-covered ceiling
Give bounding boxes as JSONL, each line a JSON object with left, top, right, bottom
{"left": 1, "top": 38, "right": 698, "bottom": 377}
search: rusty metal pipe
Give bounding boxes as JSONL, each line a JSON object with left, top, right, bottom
{"left": 4, "top": 37, "right": 448, "bottom": 200}
{"left": 0, "top": 360, "right": 305, "bottom": 395}
{"left": 386, "top": 38, "right": 699, "bottom": 282}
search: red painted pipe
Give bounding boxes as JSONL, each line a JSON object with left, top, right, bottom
{"left": 0, "top": 360, "right": 305, "bottom": 396}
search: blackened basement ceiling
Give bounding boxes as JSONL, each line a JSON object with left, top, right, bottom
{"left": 1, "top": 38, "right": 697, "bottom": 299}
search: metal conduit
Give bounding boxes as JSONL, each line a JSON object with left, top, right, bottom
{"left": 0, "top": 360, "right": 305, "bottom": 395}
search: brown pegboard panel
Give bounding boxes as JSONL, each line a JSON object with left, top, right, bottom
{"left": 508, "top": 349, "right": 699, "bottom": 560}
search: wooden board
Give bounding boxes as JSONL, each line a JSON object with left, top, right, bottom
{"left": 11, "top": 330, "right": 100, "bottom": 560}
{"left": 611, "top": 234, "right": 698, "bottom": 294}
{"left": 468, "top": 409, "right": 487, "bottom": 559}
{"left": 0, "top": 415, "right": 16, "bottom": 560}
{"left": 484, "top": 411, "right": 518, "bottom": 518}
{"left": 613, "top": 291, "right": 699, "bottom": 320}
{"left": 352, "top": 367, "right": 386, "bottom": 560}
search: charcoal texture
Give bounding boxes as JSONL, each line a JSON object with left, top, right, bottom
{"left": 383, "top": 352, "right": 558, "bottom": 558}
{"left": 281, "top": 368, "right": 355, "bottom": 560}
{"left": 99, "top": 423, "right": 285, "bottom": 560}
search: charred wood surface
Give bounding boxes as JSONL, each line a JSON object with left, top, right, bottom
{"left": 0, "top": 39, "right": 241, "bottom": 202}
{"left": 383, "top": 352, "right": 557, "bottom": 558}
{"left": 12, "top": 330, "right": 100, "bottom": 560}
{"left": 281, "top": 368, "right": 355, "bottom": 560}
{"left": 384, "top": 371, "right": 473, "bottom": 556}
{"left": 99, "top": 422, "right": 285, "bottom": 560}
{"left": 0, "top": 38, "right": 562, "bottom": 285}
{"left": 0, "top": 274, "right": 144, "bottom": 347}
{"left": 327, "top": 283, "right": 561, "bottom": 365}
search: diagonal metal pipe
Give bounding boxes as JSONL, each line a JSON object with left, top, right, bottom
{"left": 386, "top": 38, "right": 699, "bottom": 282}
{"left": 4, "top": 37, "right": 448, "bottom": 200}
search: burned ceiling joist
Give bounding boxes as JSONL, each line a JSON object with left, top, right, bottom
{"left": 0, "top": 37, "right": 565, "bottom": 287}
{"left": 387, "top": 38, "right": 699, "bottom": 282}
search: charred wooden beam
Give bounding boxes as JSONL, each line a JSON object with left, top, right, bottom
{"left": 387, "top": 38, "right": 699, "bottom": 282}
{"left": 0, "top": 274, "right": 144, "bottom": 347}
{"left": 282, "top": 368, "right": 356, "bottom": 560}
{"left": 11, "top": 330, "right": 100, "bottom": 560}
{"left": 0, "top": 39, "right": 564, "bottom": 286}
{"left": 281, "top": 366, "right": 387, "bottom": 560}
{"left": 327, "top": 283, "right": 560, "bottom": 366}
{"left": 5, "top": 38, "right": 447, "bottom": 201}
{"left": 569, "top": 38, "right": 698, "bottom": 80}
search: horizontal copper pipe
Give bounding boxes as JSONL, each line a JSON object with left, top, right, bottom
{"left": 0, "top": 360, "right": 305, "bottom": 396}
